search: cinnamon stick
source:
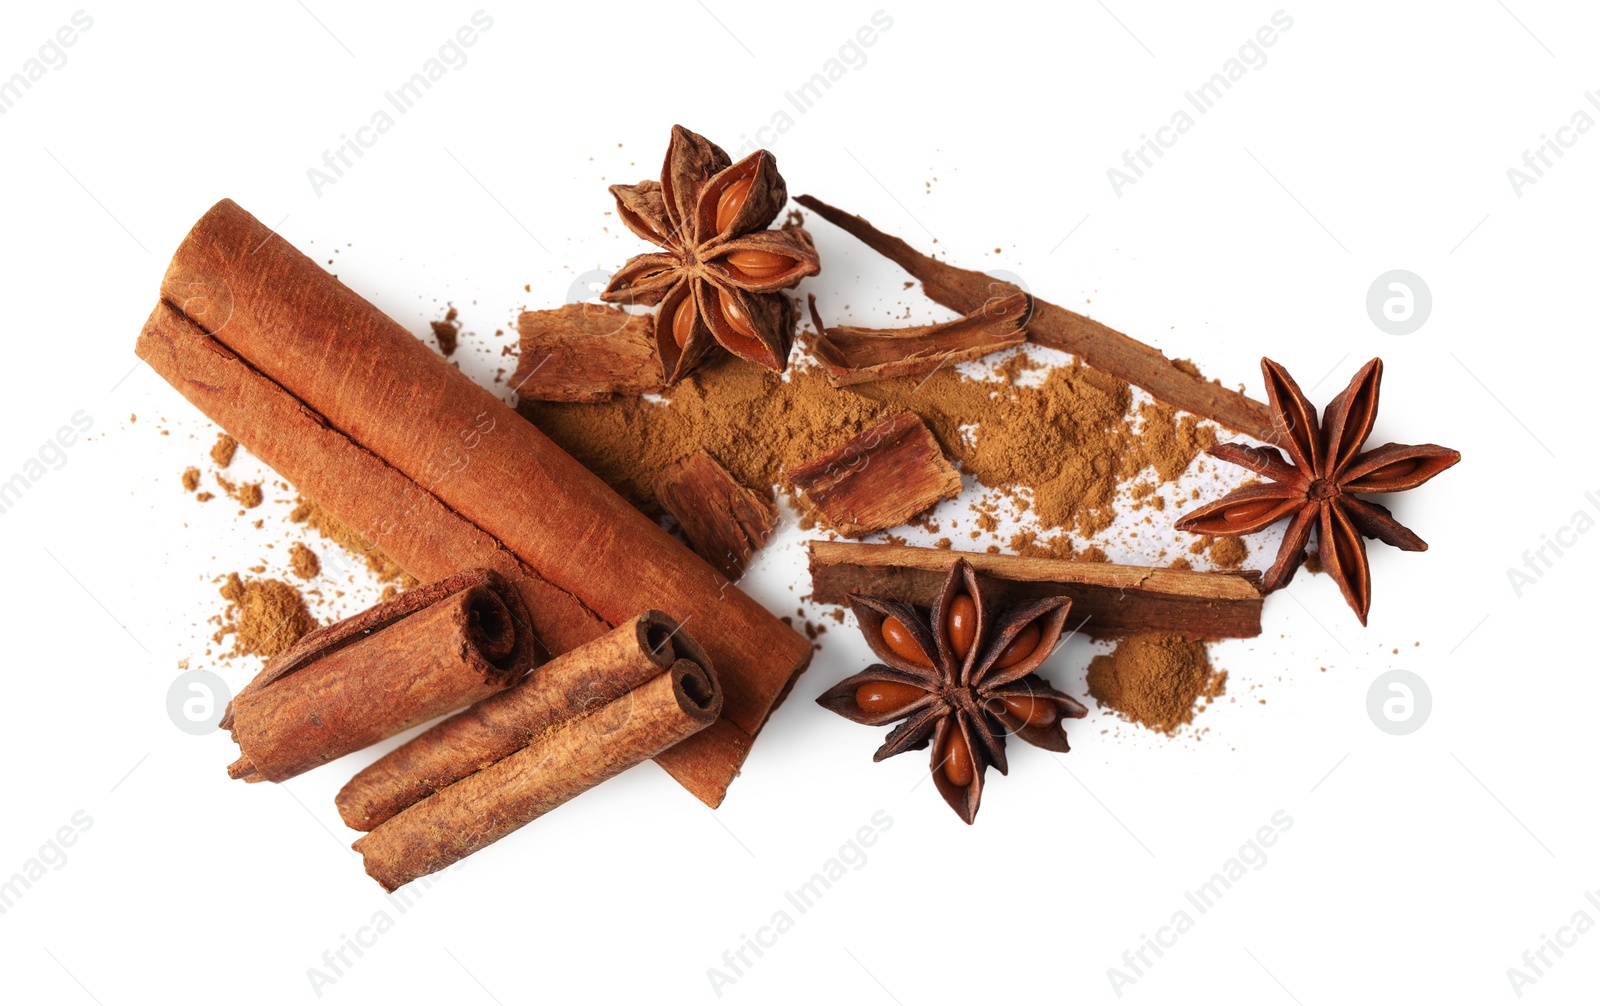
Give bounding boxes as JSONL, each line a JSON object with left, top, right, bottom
{"left": 352, "top": 642, "right": 721, "bottom": 891}
{"left": 336, "top": 610, "right": 707, "bottom": 831}
{"left": 137, "top": 199, "right": 811, "bottom": 808}
{"left": 808, "top": 541, "right": 1264, "bottom": 639}
{"left": 787, "top": 412, "right": 962, "bottom": 537}
{"left": 513, "top": 303, "right": 664, "bottom": 402}
{"left": 809, "top": 291, "right": 1029, "bottom": 387}
{"left": 222, "top": 569, "right": 538, "bottom": 783}
{"left": 795, "top": 195, "right": 1277, "bottom": 442}
{"left": 654, "top": 451, "right": 777, "bottom": 580}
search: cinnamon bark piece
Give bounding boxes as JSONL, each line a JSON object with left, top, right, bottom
{"left": 787, "top": 412, "right": 962, "bottom": 537}
{"left": 809, "top": 291, "right": 1029, "bottom": 387}
{"left": 136, "top": 199, "right": 812, "bottom": 808}
{"left": 796, "top": 195, "right": 1277, "bottom": 442}
{"left": 353, "top": 648, "right": 722, "bottom": 891}
{"left": 513, "top": 303, "right": 664, "bottom": 402}
{"left": 337, "top": 611, "right": 706, "bottom": 831}
{"left": 808, "top": 541, "right": 1264, "bottom": 640}
{"left": 654, "top": 451, "right": 777, "bottom": 580}
{"left": 223, "top": 569, "right": 538, "bottom": 784}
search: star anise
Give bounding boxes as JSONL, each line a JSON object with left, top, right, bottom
{"left": 603, "top": 126, "right": 821, "bottom": 383}
{"left": 1175, "top": 357, "right": 1460, "bottom": 624}
{"left": 816, "top": 558, "right": 1088, "bottom": 824}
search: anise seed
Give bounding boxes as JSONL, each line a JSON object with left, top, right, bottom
{"left": 942, "top": 727, "right": 973, "bottom": 786}
{"left": 671, "top": 296, "right": 696, "bottom": 348}
{"left": 855, "top": 680, "right": 925, "bottom": 714}
{"left": 717, "top": 288, "right": 758, "bottom": 340}
{"left": 880, "top": 614, "right": 932, "bottom": 667}
{"left": 993, "top": 621, "right": 1042, "bottom": 669}
{"left": 725, "top": 249, "right": 794, "bottom": 279}
{"left": 946, "top": 594, "right": 977, "bottom": 658}
{"left": 996, "top": 694, "right": 1057, "bottom": 727}
{"left": 715, "top": 176, "right": 754, "bottom": 233}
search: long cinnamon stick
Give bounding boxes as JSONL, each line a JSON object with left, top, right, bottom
{"left": 336, "top": 610, "right": 707, "bottom": 831}
{"left": 137, "top": 199, "right": 811, "bottom": 808}
{"left": 795, "top": 195, "right": 1277, "bottom": 442}
{"left": 222, "top": 569, "right": 537, "bottom": 783}
{"left": 808, "top": 541, "right": 1264, "bottom": 639}
{"left": 353, "top": 649, "right": 722, "bottom": 891}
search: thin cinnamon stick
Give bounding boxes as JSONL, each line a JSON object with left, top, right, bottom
{"left": 336, "top": 610, "right": 707, "bottom": 831}
{"left": 795, "top": 195, "right": 1277, "bottom": 442}
{"left": 808, "top": 541, "right": 1264, "bottom": 639}
{"left": 137, "top": 199, "right": 811, "bottom": 808}
{"left": 809, "top": 291, "right": 1029, "bottom": 387}
{"left": 513, "top": 303, "right": 664, "bottom": 402}
{"left": 787, "top": 412, "right": 961, "bottom": 537}
{"left": 654, "top": 451, "right": 777, "bottom": 580}
{"left": 222, "top": 569, "right": 538, "bottom": 783}
{"left": 353, "top": 649, "right": 721, "bottom": 891}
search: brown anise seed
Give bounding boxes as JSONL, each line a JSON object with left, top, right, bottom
{"left": 993, "top": 621, "right": 1042, "bottom": 669}
{"left": 717, "top": 288, "right": 758, "bottom": 340}
{"left": 715, "top": 176, "right": 754, "bottom": 234}
{"left": 725, "top": 249, "right": 793, "bottom": 279}
{"left": 880, "top": 614, "right": 932, "bottom": 667}
{"left": 671, "top": 296, "right": 696, "bottom": 349}
{"left": 855, "top": 680, "right": 925, "bottom": 714}
{"left": 1224, "top": 499, "right": 1286, "bottom": 523}
{"left": 997, "top": 694, "right": 1057, "bottom": 727}
{"left": 942, "top": 728, "right": 973, "bottom": 786}
{"left": 946, "top": 594, "right": 977, "bottom": 658}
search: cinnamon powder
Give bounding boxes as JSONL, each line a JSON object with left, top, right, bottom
{"left": 1085, "top": 633, "right": 1227, "bottom": 734}
{"left": 215, "top": 572, "right": 317, "bottom": 658}
{"left": 519, "top": 340, "right": 1216, "bottom": 543}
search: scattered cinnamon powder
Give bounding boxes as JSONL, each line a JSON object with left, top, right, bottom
{"left": 195, "top": 491, "right": 214, "bottom": 502}
{"left": 289, "top": 542, "right": 320, "bottom": 580}
{"left": 520, "top": 343, "right": 1215, "bottom": 543}
{"left": 215, "top": 572, "right": 317, "bottom": 658}
{"left": 289, "top": 497, "right": 417, "bottom": 587}
{"left": 211, "top": 434, "right": 238, "bottom": 468}
{"left": 182, "top": 467, "right": 200, "bottom": 492}
{"left": 1207, "top": 536, "right": 1248, "bottom": 570}
{"left": 1086, "top": 633, "right": 1227, "bottom": 734}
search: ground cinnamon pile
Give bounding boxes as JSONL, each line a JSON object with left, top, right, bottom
{"left": 215, "top": 572, "right": 317, "bottom": 658}
{"left": 520, "top": 339, "right": 1217, "bottom": 545}
{"left": 1085, "top": 633, "right": 1227, "bottom": 734}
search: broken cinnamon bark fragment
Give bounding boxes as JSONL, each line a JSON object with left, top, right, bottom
{"left": 795, "top": 195, "right": 1277, "bottom": 442}
{"left": 654, "top": 450, "right": 778, "bottom": 580}
{"left": 786, "top": 412, "right": 962, "bottom": 537}
{"left": 513, "top": 303, "right": 663, "bottom": 402}
{"left": 808, "top": 291, "right": 1030, "bottom": 387}
{"left": 808, "top": 541, "right": 1264, "bottom": 639}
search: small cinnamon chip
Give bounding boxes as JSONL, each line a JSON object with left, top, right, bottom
{"left": 809, "top": 292, "right": 1030, "bottom": 387}
{"left": 787, "top": 412, "right": 961, "bottom": 537}
{"left": 654, "top": 450, "right": 777, "bottom": 580}
{"left": 430, "top": 306, "right": 460, "bottom": 356}
{"left": 514, "top": 303, "right": 664, "bottom": 402}
{"left": 182, "top": 467, "right": 200, "bottom": 492}
{"left": 289, "top": 542, "right": 320, "bottom": 580}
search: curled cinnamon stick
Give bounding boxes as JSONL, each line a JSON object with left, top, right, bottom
{"left": 336, "top": 610, "right": 705, "bottom": 831}
{"left": 223, "top": 569, "right": 538, "bottom": 783}
{"left": 352, "top": 635, "right": 721, "bottom": 891}
{"left": 809, "top": 291, "right": 1029, "bottom": 386}
{"left": 796, "top": 194, "right": 1277, "bottom": 441}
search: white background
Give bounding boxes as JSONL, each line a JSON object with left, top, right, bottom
{"left": 1, "top": 2, "right": 1595, "bottom": 1003}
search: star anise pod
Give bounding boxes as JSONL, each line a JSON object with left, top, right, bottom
{"left": 816, "top": 558, "right": 1087, "bottom": 824}
{"left": 602, "top": 126, "right": 821, "bottom": 383}
{"left": 1175, "top": 357, "right": 1460, "bottom": 624}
